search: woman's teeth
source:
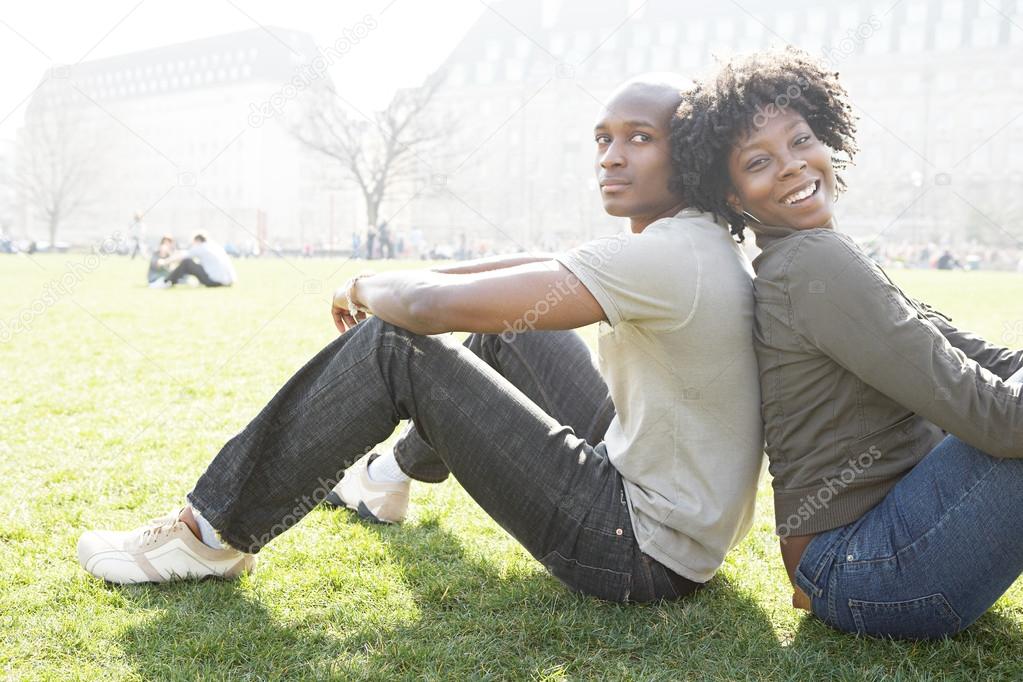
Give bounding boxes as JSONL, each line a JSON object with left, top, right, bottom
{"left": 783, "top": 181, "right": 818, "bottom": 205}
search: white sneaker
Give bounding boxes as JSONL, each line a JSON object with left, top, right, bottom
{"left": 77, "top": 509, "right": 255, "bottom": 584}
{"left": 148, "top": 277, "right": 171, "bottom": 289}
{"left": 322, "top": 453, "right": 410, "bottom": 524}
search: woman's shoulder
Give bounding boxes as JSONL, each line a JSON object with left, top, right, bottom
{"left": 759, "top": 228, "right": 867, "bottom": 277}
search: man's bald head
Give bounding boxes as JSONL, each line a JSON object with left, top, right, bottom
{"left": 601, "top": 73, "right": 691, "bottom": 129}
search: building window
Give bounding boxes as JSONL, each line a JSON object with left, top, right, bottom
{"left": 807, "top": 9, "right": 829, "bottom": 32}
{"left": 550, "top": 32, "right": 566, "bottom": 54}
{"left": 678, "top": 44, "right": 701, "bottom": 67}
{"left": 906, "top": 0, "right": 928, "bottom": 23}
{"left": 475, "top": 61, "right": 494, "bottom": 84}
{"left": 650, "top": 46, "right": 672, "bottom": 70}
{"left": 505, "top": 60, "right": 524, "bottom": 81}
{"left": 775, "top": 11, "right": 796, "bottom": 40}
{"left": 899, "top": 23, "right": 927, "bottom": 52}
{"left": 935, "top": 71, "right": 957, "bottom": 91}
{"left": 716, "top": 19, "right": 735, "bottom": 41}
{"left": 448, "top": 63, "right": 465, "bottom": 87}
{"left": 626, "top": 47, "right": 646, "bottom": 72}
{"left": 971, "top": 18, "right": 1001, "bottom": 48}
{"left": 837, "top": 6, "right": 861, "bottom": 28}
{"left": 686, "top": 21, "right": 706, "bottom": 42}
{"left": 935, "top": 22, "right": 962, "bottom": 50}
{"left": 572, "top": 30, "right": 591, "bottom": 53}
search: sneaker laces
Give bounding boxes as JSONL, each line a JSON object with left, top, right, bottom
{"left": 139, "top": 511, "right": 182, "bottom": 547}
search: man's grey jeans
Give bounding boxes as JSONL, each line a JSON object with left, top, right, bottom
{"left": 188, "top": 317, "right": 698, "bottom": 602}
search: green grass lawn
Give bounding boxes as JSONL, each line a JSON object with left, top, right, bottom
{"left": 2, "top": 252, "right": 1022, "bottom": 681}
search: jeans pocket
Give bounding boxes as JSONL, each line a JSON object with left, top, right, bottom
{"left": 848, "top": 593, "right": 962, "bottom": 640}
{"left": 539, "top": 550, "right": 633, "bottom": 603}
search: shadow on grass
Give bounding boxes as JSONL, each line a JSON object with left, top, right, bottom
{"left": 335, "top": 516, "right": 785, "bottom": 679}
{"left": 783, "top": 598, "right": 1023, "bottom": 678}
{"left": 114, "top": 514, "right": 783, "bottom": 680}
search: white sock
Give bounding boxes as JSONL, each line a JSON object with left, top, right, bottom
{"left": 368, "top": 451, "right": 411, "bottom": 483}
{"left": 191, "top": 508, "right": 224, "bottom": 549}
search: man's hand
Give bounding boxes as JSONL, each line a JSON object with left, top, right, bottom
{"left": 330, "top": 286, "right": 368, "bottom": 333}
{"left": 331, "top": 275, "right": 371, "bottom": 334}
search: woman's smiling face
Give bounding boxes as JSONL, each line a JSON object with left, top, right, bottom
{"left": 726, "top": 109, "right": 838, "bottom": 231}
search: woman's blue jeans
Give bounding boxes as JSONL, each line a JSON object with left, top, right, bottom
{"left": 796, "top": 368, "right": 1023, "bottom": 639}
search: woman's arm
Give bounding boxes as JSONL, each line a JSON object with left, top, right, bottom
{"left": 789, "top": 231, "right": 1023, "bottom": 459}
{"left": 915, "top": 304, "right": 1023, "bottom": 381}
{"left": 334, "top": 261, "right": 605, "bottom": 336}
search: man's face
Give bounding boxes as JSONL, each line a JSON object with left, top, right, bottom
{"left": 593, "top": 84, "right": 682, "bottom": 226}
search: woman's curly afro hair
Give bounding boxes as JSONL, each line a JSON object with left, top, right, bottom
{"left": 669, "top": 47, "right": 859, "bottom": 242}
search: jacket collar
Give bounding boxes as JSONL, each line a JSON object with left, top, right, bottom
{"left": 750, "top": 220, "right": 837, "bottom": 251}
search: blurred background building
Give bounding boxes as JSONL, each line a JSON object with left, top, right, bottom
{"left": 14, "top": 27, "right": 352, "bottom": 251}
{"left": 8, "top": 0, "right": 1023, "bottom": 267}
{"left": 410, "top": 0, "right": 1023, "bottom": 266}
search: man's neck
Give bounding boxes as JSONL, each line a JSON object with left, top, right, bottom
{"left": 629, "top": 203, "right": 688, "bottom": 233}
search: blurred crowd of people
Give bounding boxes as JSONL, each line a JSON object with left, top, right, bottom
{"left": 863, "top": 242, "right": 1023, "bottom": 272}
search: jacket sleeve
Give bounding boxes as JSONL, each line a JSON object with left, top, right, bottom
{"left": 786, "top": 231, "right": 1023, "bottom": 459}
{"left": 911, "top": 301, "right": 1023, "bottom": 381}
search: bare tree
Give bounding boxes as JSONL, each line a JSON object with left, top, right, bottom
{"left": 17, "top": 101, "right": 98, "bottom": 245}
{"left": 292, "top": 75, "right": 444, "bottom": 230}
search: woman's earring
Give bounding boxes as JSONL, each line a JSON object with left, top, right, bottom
{"left": 742, "top": 210, "right": 763, "bottom": 225}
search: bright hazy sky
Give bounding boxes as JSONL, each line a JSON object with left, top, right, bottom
{"left": 0, "top": 0, "right": 486, "bottom": 140}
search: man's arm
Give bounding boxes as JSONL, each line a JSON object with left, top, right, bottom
{"left": 430, "top": 253, "right": 557, "bottom": 275}
{"left": 337, "top": 261, "right": 605, "bottom": 336}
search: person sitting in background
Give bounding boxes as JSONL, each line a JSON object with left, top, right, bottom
{"left": 152, "top": 232, "right": 237, "bottom": 289}
{"left": 936, "top": 249, "right": 961, "bottom": 271}
{"left": 147, "top": 236, "right": 176, "bottom": 284}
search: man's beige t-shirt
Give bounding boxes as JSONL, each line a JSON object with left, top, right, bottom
{"left": 556, "top": 209, "right": 764, "bottom": 582}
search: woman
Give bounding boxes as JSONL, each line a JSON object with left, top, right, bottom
{"left": 77, "top": 77, "right": 764, "bottom": 606}
{"left": 671, "top": 48, "right": 1023, "bottom": 639}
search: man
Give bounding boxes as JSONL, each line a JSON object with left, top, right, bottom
{"left": 77, "top": 76, "right": 764, "bottom": 603}
{"left": 152, "top": 232, "right": 237, "bottom": 288}
{"left": 129, "top": 212, "right": 147, "bottom": 260}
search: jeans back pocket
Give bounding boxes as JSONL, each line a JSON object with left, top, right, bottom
{"left": 849, "top": 593, "right": 962, "bottom": 640}
{"left": 540, "top": 550, "right": 632, "bottom": 603}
